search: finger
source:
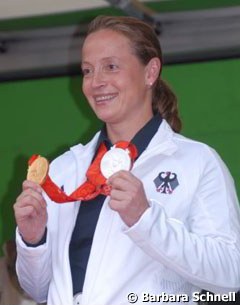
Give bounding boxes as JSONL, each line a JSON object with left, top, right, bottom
{"left": 108, "top": 196, "right": 133, "bottom": 214}
{"left": 108, "top": 172, "right": 143, "bottom": 196}
{"left": 108, "top": 170, "right": 137, "bottom": 184}
{"left": 22, "top": 180, "right": 43, "bottom": 194}
{"left": 109, "top": 176, "right": 133, "bottom": 192}
{"left": 108, "top": 198, "right": 124, "bottom": 212}
{"left": 14, "top": 196, "right": 44, "bottom": 217}
{"left": 17, "top": 187, "right": 46, "bottom": 206}
{"left": 16, "top": 189, "right": 46, "bottom": 211}
{"left": 110, "top": 189, "right": 130, "bottom": 201}
{"left": 14, "top": 204, "right": 39, "bottom": 219}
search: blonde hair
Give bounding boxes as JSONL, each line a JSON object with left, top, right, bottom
{"left": 86, "top": 15, "right": 182, "bottom": 133}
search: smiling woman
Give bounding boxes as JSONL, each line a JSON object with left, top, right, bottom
{"left": 81, "top": 29, "right": 157, "bottom": 138}
{"left": 81, "top": 16, "right": 181, "bottom": 141}
{"left": 13, "top": 15, "right": 240, "bottom": 305}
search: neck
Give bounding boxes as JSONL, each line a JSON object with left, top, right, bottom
{"left": 106, "top": 112, "right": 154, "bottom": 143}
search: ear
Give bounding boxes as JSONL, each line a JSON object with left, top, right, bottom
{"left": 145, "top": 57, "right": 161, "bottom": 87}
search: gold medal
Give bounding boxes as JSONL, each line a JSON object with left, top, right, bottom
{"left": 25, "top": 141, "right": 138, "bottom": 203}
{"left": 27, "top": 155, "right": 49, "bottom": 185}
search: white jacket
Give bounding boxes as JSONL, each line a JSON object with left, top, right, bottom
{"left": 16, "top": 120, "right": 240, "bottom": 305}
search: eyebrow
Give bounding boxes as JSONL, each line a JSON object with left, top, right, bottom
{"left": 81, "top": 56, "right": 119, "bottom": 65}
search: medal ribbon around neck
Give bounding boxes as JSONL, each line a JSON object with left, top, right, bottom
{"left": 27, "top": 141, "right": 138, "bottom": 203}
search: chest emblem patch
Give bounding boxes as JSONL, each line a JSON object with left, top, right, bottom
{"left": 154, "top": 171, "right": 179, "bottom": 194}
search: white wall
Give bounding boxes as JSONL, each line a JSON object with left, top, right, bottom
{"left": 0, "top": 0, "right": 108, "bottom": 20}
{"left": 0, "top": 0, "right": 159, "bottom": 20}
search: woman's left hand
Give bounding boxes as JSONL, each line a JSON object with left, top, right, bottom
{"left": 107, "top": 170, "right": 149, "bottom": 227}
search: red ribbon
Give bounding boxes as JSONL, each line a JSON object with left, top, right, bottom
{"left": 31, "top": 141, "right": 138, "bottom": 203}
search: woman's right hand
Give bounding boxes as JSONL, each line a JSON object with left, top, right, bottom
{"left": 14, "top": 180, "right": 48, "bottom": 245}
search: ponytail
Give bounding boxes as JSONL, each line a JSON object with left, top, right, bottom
{"left": 152, "top": 78, "right": 182, "bottom": 133}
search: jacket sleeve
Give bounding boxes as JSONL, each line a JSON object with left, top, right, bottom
{"left": 15, "top": 147, "right": 85, "bottom": 304}
{"left": 15, "top": 227, "right": 52, "bottom": 303}
{"left": 125, "top": 146, "right": 240, "bottom": 294}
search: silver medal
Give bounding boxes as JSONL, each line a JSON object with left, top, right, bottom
{"left": 100, "top": 147, "right": 131, "bottom": 179}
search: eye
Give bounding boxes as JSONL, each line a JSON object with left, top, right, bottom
{"left": 81, "top": 67, "right": 93, "bottom": 77}
{"left": 105, "top": 64, "right": 119, "bottom": 71}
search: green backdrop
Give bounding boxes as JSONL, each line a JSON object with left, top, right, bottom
{"left": 0, "top": 58, "right": 240, "bottom": 256}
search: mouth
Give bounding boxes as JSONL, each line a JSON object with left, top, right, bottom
{"left": 94, "top": 93, "right": 118, "bottom": 105}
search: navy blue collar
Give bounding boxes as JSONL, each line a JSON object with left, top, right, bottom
{"left": 96, "top": 114, "right": 162, "bottom": 159}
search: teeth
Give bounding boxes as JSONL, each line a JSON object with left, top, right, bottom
{"left": 95, "top": 94, "right": 116, "bottom": 102}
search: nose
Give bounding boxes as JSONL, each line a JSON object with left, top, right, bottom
{"left": 91, "top": 69, "right": 106, "bottom": 89}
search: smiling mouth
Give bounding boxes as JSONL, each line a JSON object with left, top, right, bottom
{"left": 94, "top": 94, "right": 118, "bottom": 104}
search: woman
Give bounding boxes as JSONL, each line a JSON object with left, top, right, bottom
{"left": 14, "top": 16, "right": 240, "bottom": 305}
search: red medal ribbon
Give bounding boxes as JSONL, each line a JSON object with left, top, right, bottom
{"left": 30, "top": 141, "right": 138, "bottom": 203}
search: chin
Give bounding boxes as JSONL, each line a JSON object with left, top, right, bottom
{"left": 95, "top": 110, "right": 119, "bottom": 124}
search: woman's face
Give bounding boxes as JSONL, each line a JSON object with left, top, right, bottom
{"left": 81, "top": 29, "right": 153, "bottom": 125}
